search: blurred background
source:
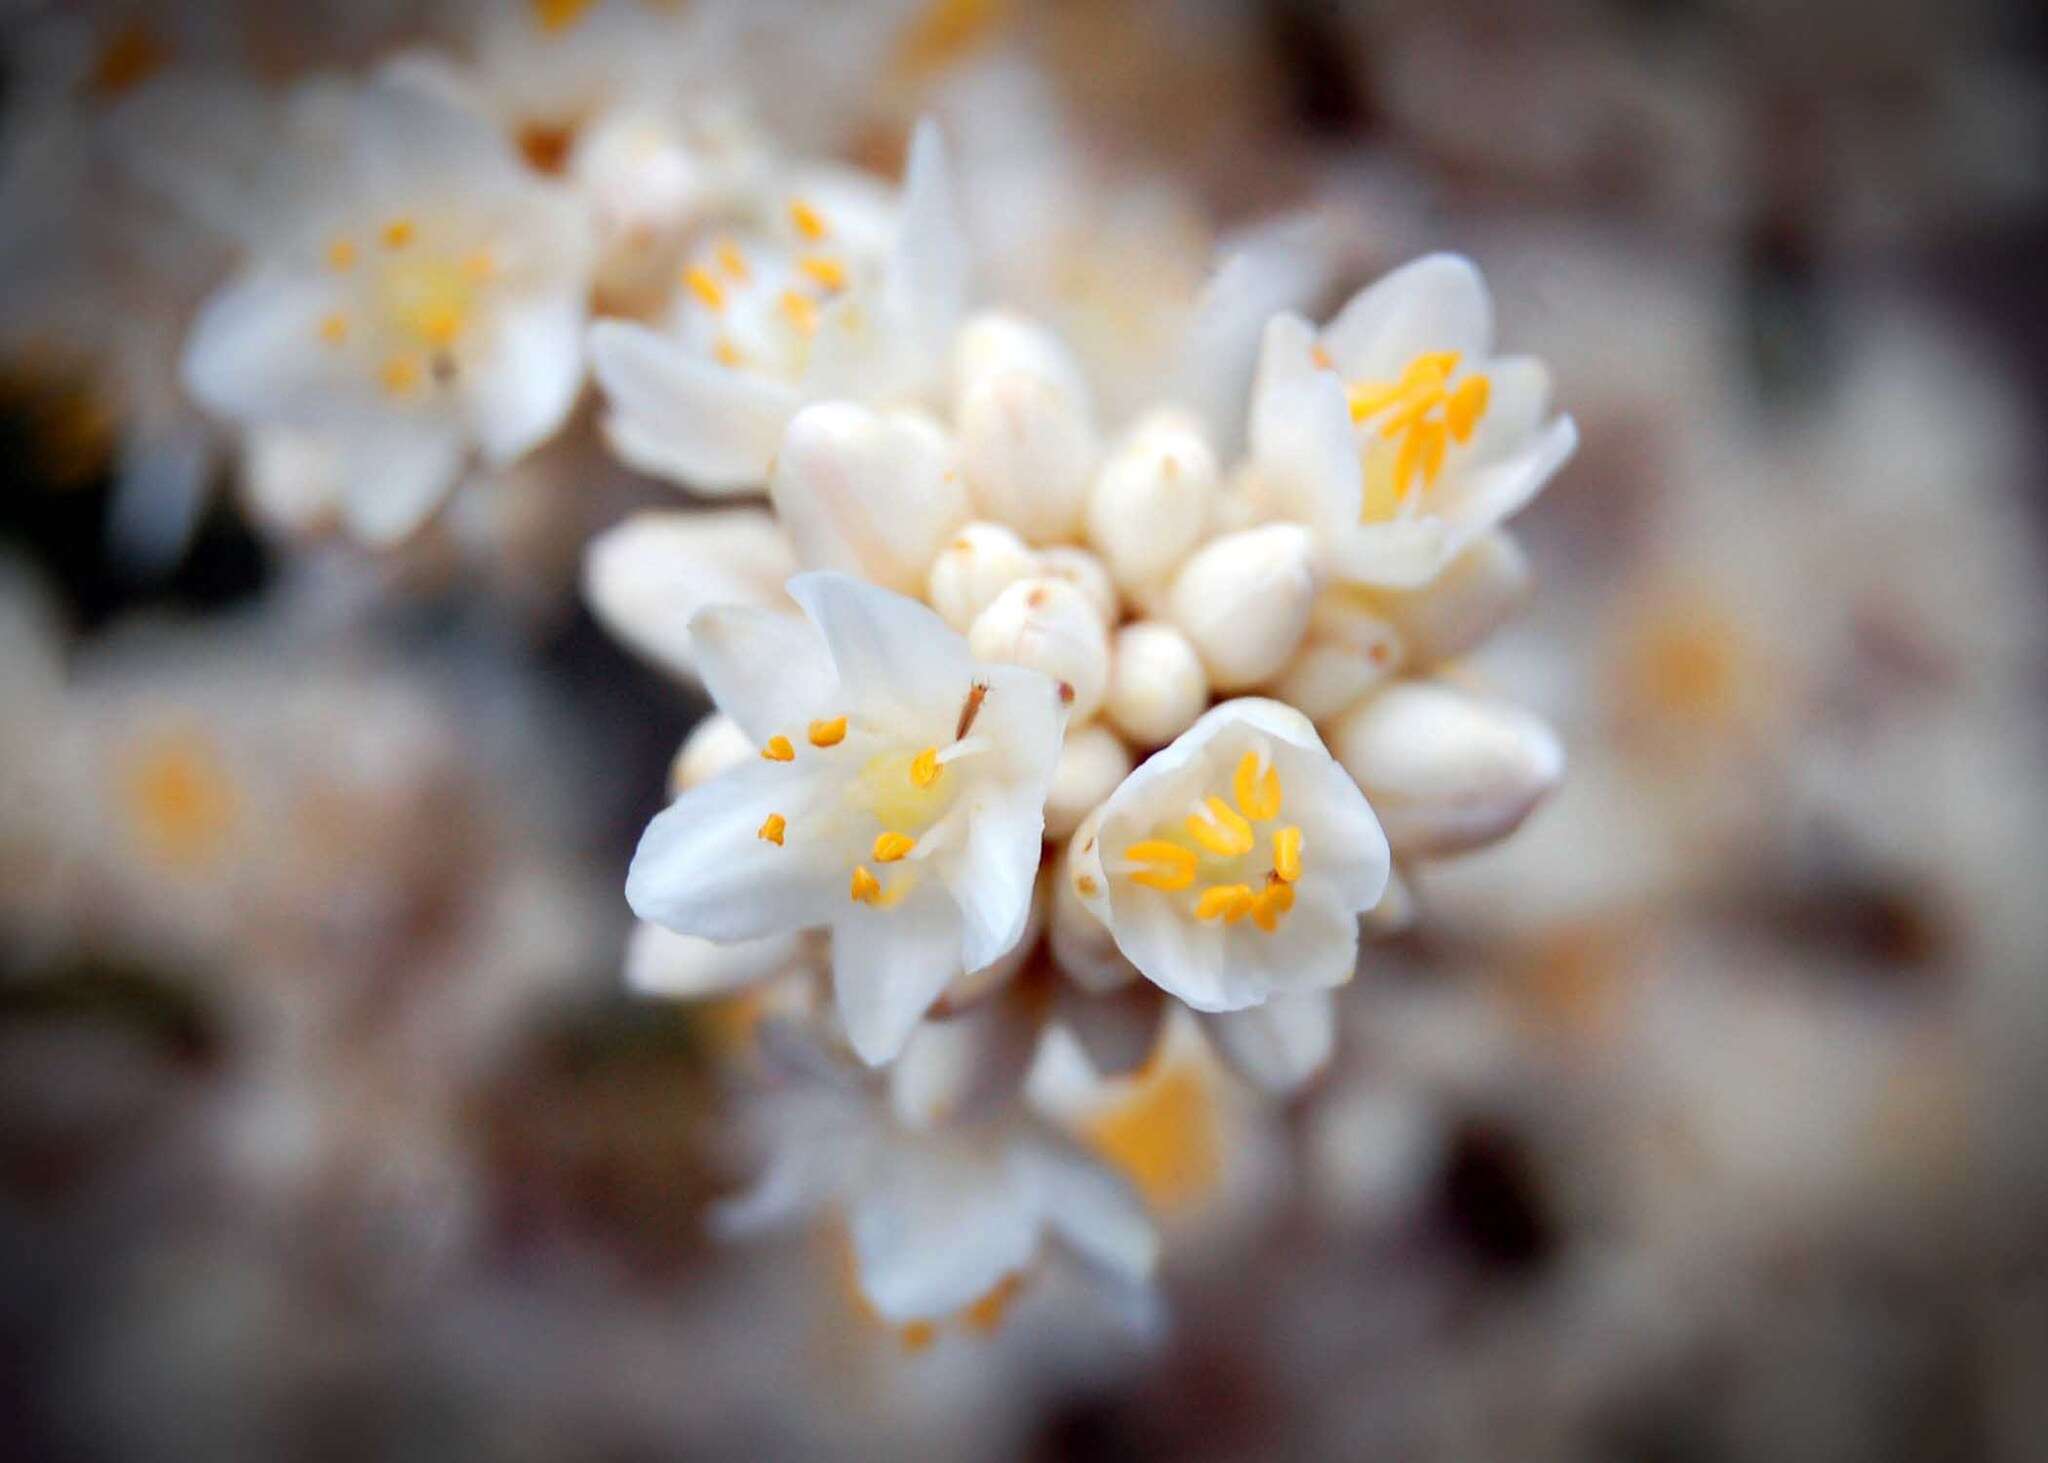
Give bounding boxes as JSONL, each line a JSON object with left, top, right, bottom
{"left": 3, "top": 1, "right": 2046, "bottom": 1458}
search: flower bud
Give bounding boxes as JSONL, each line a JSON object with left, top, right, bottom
{"left": 572, "top": 110, "right": 705, "bottom": 312}
{"left": 1104, "top": 620, "right": 1209, "bottom": 747}
{"left": 1371, "top": 530, "right": 1530, "bottom": 666}
{"left": 1086, "top": 408, "right": 1217, "bottom": 592}
{"left": 1034, "top": 545, "right": 1120, "bottom": 626}
{"left": 668, "top": 713, "right": 754, "bottom": 796}
{"left": 968, "top": 576, "right": 1111, "bottom": 721}
{"left": 1166, "top": 523, "right": 1317, "bottom": 691}
{"left": 1052, "top": 818, "right": 1138, "bottom": 993}
{"left": 625, "top": 922, "right": 801, "bottom": 998}
{"left": 952, "top": 309, "right": 1091, "bottom": 410}
{"left": 583, "top": 509, "right": 797, "bottom": 680}
{"left": 768, "top": 402, "right": 967, "bottom": 596}
{"left": 1044, "top": 723, "right": 1134, "bottom": 840}
{"left": 958, "top": 370, "right": 1096, "bottom": 543}
{"left": 1269, "top": 591, "right": 1405, "bottom": 723}
{"left": 925, "top": 520, "right": 1037, "bottom": 631}
{"left": 1328, "top": 681, "right": 1564, "bottom": 858}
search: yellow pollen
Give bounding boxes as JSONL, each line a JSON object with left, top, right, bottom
{"left": 899, "top": 1321, "right": 937, "bottom": 1353}
{"left": 1310, "top": 343, "right": 1334, "bottom": 370}
{"left": 1271, "top": 825, "right": 1303, "bottom": 883}
{"left": 909, "top": 747, "right": 942, "bottom": 788}
{"left": 779, "top": 290, "right": 818, "bottom": 335}
{"left": 1185, "top": 796, "right": 1254, "bottom": 859}
{"left": 789, "top": 198, "right": 830, "bottom": 242}
{"left": 798, "top": 254, "right": 848, "bottom": 291}
{"left": 1194, "top": 883, "right": 1256, "bottom": 923}
{"left": 318, "top": 313, "right": 349, "bottom": 346}
{"left": 684, "top": 266, "right": 727, "bottom": 311}
{"left": 120, "top": 729, "right": 239, "bottom": 872}
{"left": 873, "top": 831, "right": 915, "bottom": 863}
{"left": 712, "top": 336, "right": 744, "bottom": 367}
{"left": 963, "top": 1272, "right": 1026, "bottom": 1334}
{"left": 715, "top": 239, "right": 750, "bottom": 281}
{"left": 1083, "top": 1061, "right": 1221, "bottom": 1214}
{"left": 461, "top": 249, "right": 497, "bottom": 282}
{"left": 1124, "top": 839, "right": 1197, "bottom": 893}
{"left": 762, "top": 735, "right": 796, "bottom": 762}
{"left": 1231, "top": 751, "right": 1282, "bottom": 822}
{"left": 808, "top": 716, "right": 848, "bottom": 748}
{"left": 531, "top": 0, "right": 596, "bottom": 34}
{"left": 379, "top": 355, "right": 421, "bottom": 395}
{"left": 415, "top": 302, "right": 464, "bottom": 348}
{"left": 380, "top": 218, "right": 415, "bottom": 250}
{"left": 850, "top": 865, "right": 883, "bottom": 904}
{"left": 326, "top": 237, "right": 358, "bottom": 272}
{"left": 758, "top": 813, "right": 786, "bottom": 845}
{"left": 1347, "top": 349, "right": 1491, "bottom": 505}
{"left": 1250, "top": 877, "right": 1295, "bottom": 933}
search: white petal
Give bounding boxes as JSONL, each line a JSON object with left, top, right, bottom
{"left": 851, "top": 1140, "right": 1037, "bottom": 1321}
{"left": 884, "top": 116, "right": 969, "bottom": 368}
{"left": 589, "top": 320, "right": 799, "bottom": 492}
{"left": 787, "top": 571, "right": 979, "bottom": 729}
{"left": 943, "top": 700, "right": 1055, "bottom": 976}
{"left": 833, "top": 896, "right": 963, "bottom": 1066}
{"left": 1248, "top": 313, "right": 1361, "bottom": 534}
{"left": 581, "top": 509, "right": 799, "bottom": 682}
{"left": 1174, "top": 217, "right": 1332, "bottom": 457}
{"left": 466, "top": 290, "right": 587, "bottom": 465}
{"left": 1202, "top": 990, "right": 1336, "bottom": 1094}
{"left": 335, "top": 417, "right": 467, "bottom": 545}
{"left": 626, "top": 760, "right": 843, "bottom": 942}
{"left": 767, "top": 402, "right": 967, "bottom": 594}
{"left": 1438, "top": 414, "right": 1578, "bottom": 560}
{"left": 1327, "top": 518, "right": 1456, "bottom": 591}
{"left": 689, "top": 603, "right": 837, "bottom": 745}
{"left": 1013, "top": 1136, "right": 1159, "bottom": 1283}
{"left": 625, "top": 922, "right": 802, "bottom": 999}
{"left": 181, "top": 270, "right": 354, "bottom": 422}
{"left": 1320, "top": 253, "right": 1493, "bottom": 381}
{"left": 349, "top": 77, "right": 521, "bottom": 194}
{"left": 1461, "top": 355, "right": 1552, "bottom": 466}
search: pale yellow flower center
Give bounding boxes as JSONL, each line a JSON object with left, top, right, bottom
{"left": 1117, "top": 750, "right": 1303, "bottom": 933}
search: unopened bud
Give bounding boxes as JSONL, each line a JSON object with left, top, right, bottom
{"left": 968, "top": 576, "right": 1111, "bottom": 721}
{"left": 1086, "top": 409, "right": 1217, "bottom": 593}
{"left": 1329, "top": 681, "right": 1564, "bottom": 858}
{"left": 669, "top": 713, "right": 754, "bottom": 796}
{"left": 1371, "top": 530, "right": 1530, "bottom": 667}
{"left": 952, "top": 309, "right": 1091, "bottom": 410}
{"left": 1034, "top": 545, "right": 1120, "bottom": 626}
{"left": 1044, "top": 723, "right": 1134, "bottom": 840}
{"left": 958, "top": 370, "right": 1096, "bottom": 543}
{"left": 1166, "top": 523, "right": 1317, "bottom": 691}
{"left": 769, "top": 402, "right": 967, "bottom": 596}
{"left": 1104, "top": 621, "right": 1209, "bottom": 746}
{"left": 1269, "top": 591, "right": 1405, "bottom": 722}
{"left": 926, "top": 520, "right": 1038, "bottom": 632}
{"left": 625, "top": 922, "right": 801, "bottom": 998}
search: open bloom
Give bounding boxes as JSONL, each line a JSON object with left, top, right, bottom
{"left": 1251, "top": 253, "right": 1577, "bottom": 589}
{"left": 1070, "top": 699, "right": 1390, "bottom": 1013}
{"left": 626, "top": 572, "right": 1065, "bottom": 1064}
{"left": 179, "top": 79, "right": 593, "bottom": 544}
{"left": 588, "top": 116, "right": 967, "bottom": 494}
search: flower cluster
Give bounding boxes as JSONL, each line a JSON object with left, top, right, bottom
{"left": 584, "top": 122, "right": 1575, "bottom": 1317}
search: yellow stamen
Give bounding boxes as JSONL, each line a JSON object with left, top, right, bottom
{"left": 850, "top": 865, "right": 883, "bottom": 904}
{"left": 531, "top": 0, "right": 596, "bottom": 33}
{"left": 416, "top": 302, "right": 464, "bottom": 348}
{"left": 1185, "top": 796, "right": 1254, "bottom": 858}
{"left": 712, "top": 336, "right": 744, "bottom": 367}
{"left": 779, "top": 290, "right": 818, "bottom": 336}
{"left": 380, "top": 218, "right": 415, "bottom": 250}
{"left": 318, "top": 313, "right": 349, "bottom": 346}
{"left": 761, "top": 735, "right": 796, "bottom": 762}
{"left": 1250, "top": 878, "right": 1295, "bottom": 932}
{"left": 715, "top": 239, "right": 750, "bottom": 281}
{"left": 684, "top": 266, "right": 727, "bottom": 311}
{"left": 1445, "top": 375, "right": 1489, "bottom": 441}
{"left": 758, "top": 813, "right": 786, "bottom": 845}
{"left": 326, "top": 237, "right": 357, "bottom": 272}
{"left": 1271, "top": 825, "right": 1303, "bottom": 883}
{"left": 909, "top": 747, "right": 942, "bottom": 788}
{"left": 1310, "top": 344, "right": 1334, "bottom": 370}
{"left": 807, "top": 716, "right": 847, "bottom": 748}
{"left": 1124, "top": 840, "right": 1197, "bottom": 893}
{"left": 798, "top": 254, "right": 848, "bottom": 291}
{"left": 461, "top": 249, "right": 497, "bottom": 282}
{"left": 1232, "top": 751, "right": 1282, "bottom": 822}
{"left": 1194, "top": 883, "right": 1256, "bottom": 924}
{"left": 899, "top": 1320, "right": 936, "bottom": 1353}
{"left": 379, "top": 355, "right": 420, "bottom": 395}
{"left": 873, "top": 831, "right": 915, "bottom": 863}
{"left": 789, "top": 198, "right": 829, "bottom": 242}
{"left": 1348, "top": 349, "right": 1491, "bottom": 500}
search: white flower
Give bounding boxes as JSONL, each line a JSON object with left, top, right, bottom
{"left": 626, "top": 572, "right": 1066, "bottom": 1064}
{"left": 1250, "top": 253, "right": 1577, "bottom": 589}
{"left": 179, "top": 79, "right": 593, "bottom": 546}
{"left": 717, "top": 1018, "right": 1158, "bottom": 1325}
{"left": 1070, "top": 698, "right": 1390, "bottom": 1013}
{"left": 588, "top": 117, "right": 968, "bottom": 494}
{"left": 581, "top": 507, "right": 798, "bottom": 681}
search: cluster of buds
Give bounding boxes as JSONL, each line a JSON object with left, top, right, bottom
{"left": 591, "top": 122, "right": 1576, "bottom": 1322}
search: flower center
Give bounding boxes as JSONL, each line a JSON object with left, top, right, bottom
{"left": 1346, "top": 350, "right": 1491, "bottom": 522}
{"left": 319, "top": 219, "right": 498, "bottom": 398}
{"left": 1115, "top": 750, "right": 1304, "bottom": 933}
{"left": 118, "top": 728, "right": 239, "bottom": 873}
{"left": 1082, "top": 1059, "right": 1223, "bottom": 1214}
